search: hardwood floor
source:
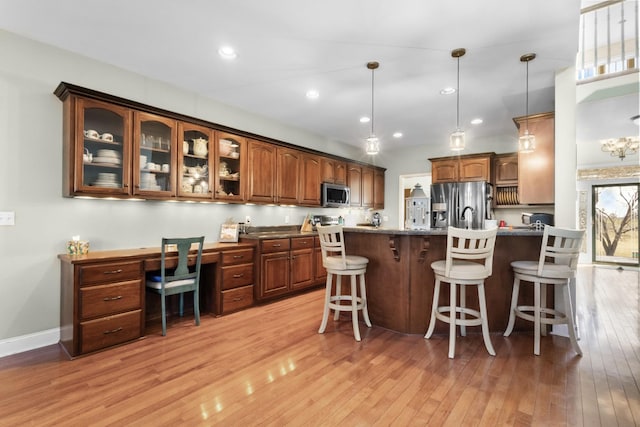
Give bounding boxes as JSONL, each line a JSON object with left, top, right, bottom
{"left": 1, "top": 265, "right": 638, "bottom": 426}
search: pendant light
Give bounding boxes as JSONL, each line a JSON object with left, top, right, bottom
{"left": 519, "top": 53, "right": 536, "bottom": 153}
{"left": 365, "top": 61, "right": 380, "bottom": 155}
{"left": 449, "top": 48, "right": 466, "bottom": 151}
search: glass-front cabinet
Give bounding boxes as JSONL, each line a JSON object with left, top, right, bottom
{"left": 75, "top": 98, "right": 131, "bottom": 195}
{"left": 179, "top": 122, "right": 213, "bottom": 199}
{"left": 215, "top": 132, "right": 246, "bottom": 202}
{"left": 133, "top": 112, "right": 177, "bottom": 197}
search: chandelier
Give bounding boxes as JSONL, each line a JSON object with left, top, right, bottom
{"left": 365, "top": 61, "right": 380, "bottom": 155}
{"left": 519, "top": 53, "right": 536, "bottom": 153}
{"left": 449, "top": 48, "right": 466, "bottom": 151}
{"left": 600, "top": 136, "right": 640, "bottom": 160}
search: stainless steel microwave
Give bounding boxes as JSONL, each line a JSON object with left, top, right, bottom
{"left": 321, "top": 182, "right": 350, "bottom": 207}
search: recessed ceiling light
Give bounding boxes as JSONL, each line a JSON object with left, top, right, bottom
{"left": 471, "top": 118, "right": 483, "bottom": 125}
{"left": 360, "top": 116, "right": 370, "bottom": 123}
{"left": 393, "top": 132, "right": 403, "bottom": 138}
{"left": 305, "top": 89, "right": 319, "bottom": 99}
{"left": 218, "top": 46, "right": 237, "bottom": 60}
{"left": 440, "top": 87, "right": 456, "bottom": 95}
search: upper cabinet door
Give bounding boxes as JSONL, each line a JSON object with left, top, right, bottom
{"left": 459, "top": 157, "right": 491, "bottom": 182}
{"left": 276, "top": 147, "right": 301, "bottom": 204}
{"left": 361, "top": 166, "right": 374, "bottom": 208}
{"left": 73, "top": 98, "right": 132, "bottom": 196}
{"left": 347, "top": 164, "right": 362, "bottom": 207}
{"left": 374, "top": 168, "right": 385, "bottom": 209}
{"left": 431, "top": 159, "right": 459, "bottom": 183}
{"left": 516, "top": 113, "right": 555, "bottom": 204}
{"left": 133, "top": 112, "right": 177, "bottom": 198}
{"left": 215, "top": 132, "right": 246, "bottom": 202}
{"left": 300, "top": 154, "right": 321, "bottom": 206}
{"left": 247, "top": 140, "right": 276, "bottom": 203}
{"left": 179, "top": 122, "right": 214, "bottom": 199}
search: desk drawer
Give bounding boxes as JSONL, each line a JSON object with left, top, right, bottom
{"left": 80, "top": 280, "right": 142, "bottom": 319}
{"left": 80, "top": 261, "right": 142, "bottom": 286}
{"left": 261, "top": 238, "right": 290, "bottom": 253}
{"left": 222, "top": 248, "right": 254, "bottom": 266}
{"left": 221, "top": 263, "right": 254, "bottom": 290}
{"left": 80, "top": 310, "right": 142, "bottom": 354}
{"left": 222, "top": 285, "right": 254, "bottom": 313}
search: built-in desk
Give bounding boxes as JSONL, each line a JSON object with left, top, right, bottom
{"left": 58, "top": 242, "right": 256, "bottom": 358}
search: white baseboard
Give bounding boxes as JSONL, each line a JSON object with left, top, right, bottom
{"left": 0, "top": 328, "right": 60, "bottom": 358}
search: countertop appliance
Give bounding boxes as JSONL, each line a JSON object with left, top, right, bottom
{"left": 321, "top": 182, "right": 350, "bottom": 208}
{"left": 522, "top": 212, "right": 554, "bottom": 226}
{"left": 431, "top": 181, "right": 492, "bottom": 229}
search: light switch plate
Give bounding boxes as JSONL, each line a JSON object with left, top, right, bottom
{"left": 0, "top": 211, "right": 15, "bottom": 226}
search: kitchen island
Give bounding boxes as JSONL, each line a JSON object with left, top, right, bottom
{"left": 341, "top": 226, "right": 543, "bottom": 335}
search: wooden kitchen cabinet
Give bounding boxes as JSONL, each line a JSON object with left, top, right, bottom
{"left": 361, "top": 166, "right": 375, "bottom": 208}
{"left": 374, "top": 168, "right": 385, "bottom": 209}
{"left": 300, "top": 154, "right": 322, "bottom": 206}
{"left": 133, "top": 111, "right": 177, "bottom": 198}
{"left": 178, "top": 122, "right": 214, "bottom": 199}
{"left": 248, "top": 139, "right": 276, "bottom": 203}
{"left": 321, "top": 157, "right": 347, "bottom": 185}
{"left": 514, "top": 112, "right": 555, "bottom": 204}
{"left": 60, "top": 259, "right": 145, "bottom": 357}
{"left": 63, "top": 96, "right": 133, "bottom": 197}
{"left": 494, "top": 153, "right": 519, "bottom": 185}
{"left": 430, "top": 153, "right": 494, "bottom": 184}
{"left": 276, "top": 147, "right": 301, "bottom": 204}
{"left": 256, "top": 236, "right": 319, "bottom": 300}
{"left": 347, "top": 163, "right": 362, "bottom": 206}
{"left": 217, "top": 248, "right": 254, "bottom": 314}
{"left": 314, "top": 236, "right": 327, "bottom": 284}
{"left": 215, "top": 132, "right": 246, "bottom": 202}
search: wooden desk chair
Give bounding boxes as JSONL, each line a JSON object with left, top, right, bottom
{"left": 425, "top": 226, "right": 498, "bottom": 358}
{"left": 504, "top": 226, "right": 585, "bottom": 355}
{"left": 316, "top": 224, "right": 371, "bottom": 341}
{"left": 146, "top": 236, "right": 204, "bottom": 336}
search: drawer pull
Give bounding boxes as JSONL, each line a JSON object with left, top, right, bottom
{"left": 104, "top": 269, "right": 123, "bottom": 275}
{"left": 103, "top": 327, "right": 123, "bottom": 335}
{"left": 232, "top": 274, "right": 244, "bottom": 278}
{"left": 272, "top": 244, "right": 282, "bottom": 248}
{"left": 232, "top": 297, "right": 243, "bottom": 302}
{"left": 233, "top": 255, "right": 244, "bottom": 259}
{"left": 103, "top": 295, "right": 123, "bottom": 301}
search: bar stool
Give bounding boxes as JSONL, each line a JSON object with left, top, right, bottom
{"left": 425, "top": 226, "right": 498, "bottom": 358}
{"left": 316, "top": 224, "right": 371, "bottom": 341}
{"left": 504, "top": 226, "right": 585, "bottom": 355}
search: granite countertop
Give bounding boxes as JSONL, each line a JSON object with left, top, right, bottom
{"left": 239, "top": 225, "right": 544, "bottom": 239}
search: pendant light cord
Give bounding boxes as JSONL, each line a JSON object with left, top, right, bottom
{"left": 370, "top": 66, "right": 375, "bottom": 136}
{"left": 456, "top": 55, "right": 460, "bottom": 129}
{"left": 525, "top": 58, "right": 529, "bottom": 132}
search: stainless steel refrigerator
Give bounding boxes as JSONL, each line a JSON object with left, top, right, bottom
{"left": 430, "top": 181, "right": 493, "bottom": 229}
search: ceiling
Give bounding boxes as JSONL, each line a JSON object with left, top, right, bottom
{"left": 0, "top": 0, "right": 583, "bottom": 152}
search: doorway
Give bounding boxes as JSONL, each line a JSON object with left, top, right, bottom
{"left": 592, "top": 183, "right": 639, "bottom": 266}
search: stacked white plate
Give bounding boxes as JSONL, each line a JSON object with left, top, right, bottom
{"left": 93, "top": 149, "right": 122, "bottom": 165}
{"left": 140, "top": 173, "right": 161, "bottom": 191}
{"left": 92, "top": 172, "right": 120, "bottom": 188}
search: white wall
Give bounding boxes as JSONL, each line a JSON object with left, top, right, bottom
{"left": 0, "top": 30, "right": 366, "bottom": 347}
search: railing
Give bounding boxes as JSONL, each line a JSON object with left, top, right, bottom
{"left": 577, "top": 0, "right": 639, "bottom": 80}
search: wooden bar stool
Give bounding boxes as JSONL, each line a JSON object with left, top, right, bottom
{"left": 316, "top": 224, "right": 371, "bottom": 341}
{"left": 504, "top": 226, "right": 585, "bottom": 355}
{"left": 425, "top": 226, "right": 498, "bottom": 358}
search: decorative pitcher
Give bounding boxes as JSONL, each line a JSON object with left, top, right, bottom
{"left": 193, "top": 138, "right": 208, "bottom": 156}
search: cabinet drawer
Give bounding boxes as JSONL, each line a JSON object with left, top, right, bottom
{"left": 79, "top": 261, "right": 143, "bottom": 286}
{"left": 80, "top": 280, "right": 142, "bottom": 319}
{"left": 261, "top": 238, "right": 290, "bottom": 253}
{"left": 291, "top": 237, "right": 314, "bottom": 249}
{"left": 80, "top": 310, "right": 142, "bottom": 354}
{"left": 222, "top": 285, "right": 254, "bottom": 313}
{"left": 222, "top": 248, "right": 254, "bottom": 266}
{"left": 221, "top": 263, "right": 254, "bottom": 290}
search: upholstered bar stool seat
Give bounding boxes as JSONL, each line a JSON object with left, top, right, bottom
{"left": 316, "top": 224, "right": 371, "bottom": 341}
{"left": 425, "top": 226, "right": 498, "bottom": 358}
{"left": 504, "top": 226, "right": 585, "bottom": 356}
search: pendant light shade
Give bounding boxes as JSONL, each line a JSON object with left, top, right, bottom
{"left": 365, "top": 61, "right": 380, "bottom": 155}
{"left": 519, "top": 53, "right": 536, "bottom": 153}
{"left": 449, "top": 48, "right": 466, "bottom": 151}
